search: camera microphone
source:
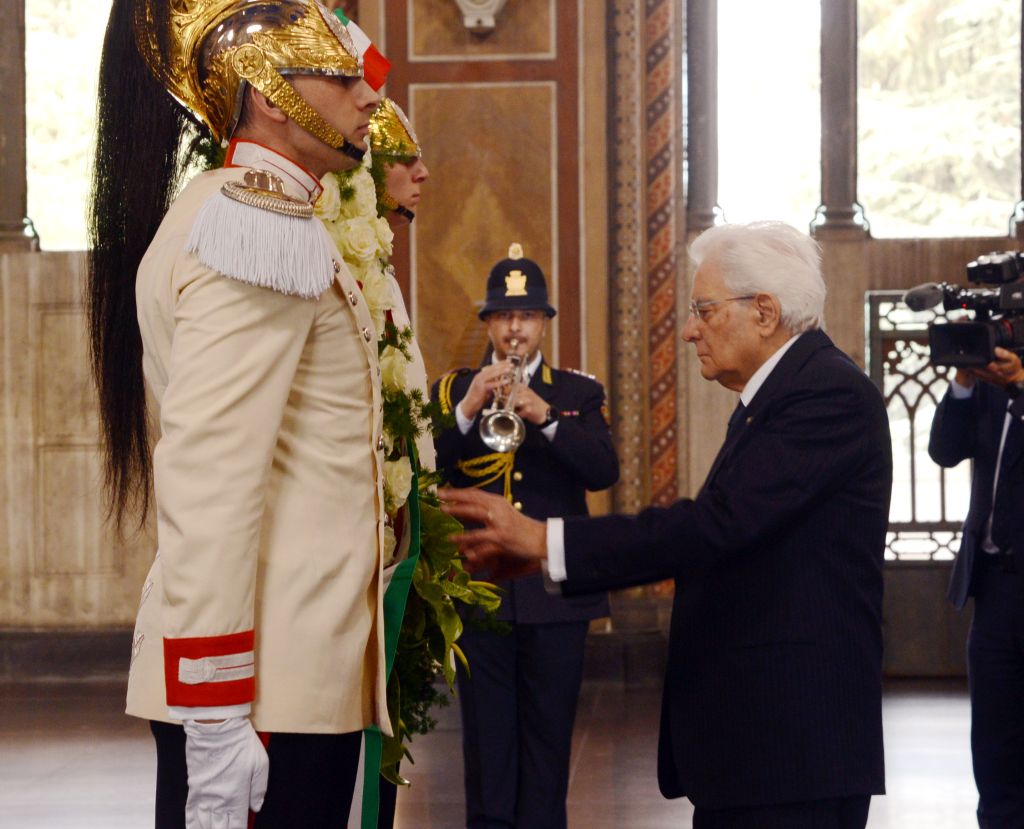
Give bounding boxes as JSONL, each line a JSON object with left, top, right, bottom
{"left": 903, "top": 282, "right": 944, "bottom": 312}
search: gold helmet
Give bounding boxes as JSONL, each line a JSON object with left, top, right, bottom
{"left": 368, "top": 98, "right": 422, "bottom": 162}
{"left": 133, "top": 0, "right": 362, "bottom": 148}
{"left": 369, "top": 98, "right": 423, "bottom": 220}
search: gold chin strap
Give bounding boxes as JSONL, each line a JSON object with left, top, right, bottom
{"left": 378, "top": 191, "right": 415, "bottom": 222}
{"left": 457, "top": 453, "right": 516, "bottom": 501}
{"left": 231, "top": 44, "right": 350, "bottom": 150}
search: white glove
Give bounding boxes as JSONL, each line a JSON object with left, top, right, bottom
{"left": 183, "top": 717, "right": 269, "bottom": 829}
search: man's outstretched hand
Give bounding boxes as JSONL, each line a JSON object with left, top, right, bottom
{"left": 439, "top": 487, "right": 548, "bottom": 580}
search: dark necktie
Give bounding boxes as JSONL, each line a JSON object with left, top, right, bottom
{"left": 726, "top": 401, "right": 748, "bottom": 440}
{"left": 702, "top": 402, "right": 748, "bottom": 490}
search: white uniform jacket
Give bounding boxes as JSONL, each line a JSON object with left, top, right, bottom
{"left": 126, "top": 142, "right": 391, "bottom": 736}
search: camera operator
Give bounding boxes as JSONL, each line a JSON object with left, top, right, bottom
{"left": 929, "top": 345, "right": 1024, "bottom": 828}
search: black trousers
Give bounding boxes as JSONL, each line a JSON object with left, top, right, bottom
{"left": 692, "top": 795, "right": 871, "bottom": 829}
{"left": 456, "top": 620, "right": 589, "bottom": 829}
{"left": 969, "top": 555, "right": 1024, "bottom": 829}
{"left": 151, "top": 720, "right": 362, "bottom": 829}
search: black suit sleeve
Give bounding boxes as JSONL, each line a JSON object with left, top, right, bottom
{"left": 928, "top": 385, "right": 980, "bottom": 468}
{"left": 546, "top": 382, "right": 619, "bottom": 491}
{"left": 430, "top": 374, "right": 474, "bottom": 480}
{"left": 562, "top": 379, "right": 890, "bottom": 595}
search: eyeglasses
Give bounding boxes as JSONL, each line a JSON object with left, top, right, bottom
{"left": 687, "top": 295, "right": 756, "bottom": 323}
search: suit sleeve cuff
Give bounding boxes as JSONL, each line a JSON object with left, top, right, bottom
{"left": 455, "top": 402, "right": 475, "bottom": 435}
{"left": 949, "top": 378, "right": 975, "bottom": 399}
{"left": 545, "top": 518, "right": 567, "bottom": 582}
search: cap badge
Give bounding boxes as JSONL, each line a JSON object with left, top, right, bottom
{"left": 505, "top": 269, "right": 528, "bottom": 297}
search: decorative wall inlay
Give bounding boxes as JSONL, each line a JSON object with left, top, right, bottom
{"left": 409, "top": 82, "right": 558, "bottom": 379}
{"left": 608, "top": 0, "right": 649, "bottom": 513}
{"left": 644, "top": 0, "right": 681, "bottom": 508}
{"left": 410, "top": 0, "right": 555, "bottom": 61}
{"left": 385, "top": 0, "right": 582, "bottom": 382}
{"left": 607, "top": 0, "right": 684, "bottom": 512}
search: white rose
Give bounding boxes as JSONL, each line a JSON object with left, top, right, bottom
{"left": 382, "top": 523, "right": 397, "bottom": 568}
{"left": 361, "top": 269, "right": 392, "bottom": 335}
{"left": 335, "top": 169, "right": 362, "bottom": 220}
{"left": 353, "top": 169, "right": 379, "bottom": 218}
{"left": 384, "top": 456, "right": 413, "bottom": 513}
{"left": 375, "top": 217, "right": 394, "bottom": 256}
{"left": 332, "top": 217, "right": 380, "bottom": 264}
{"left": 380, "top": 345, "right": 409, "bottom": 393}
{"left": 344, "top": 258, "right": 371, "bottom": 286}
{"left": 314, "top": 174, "right": 342, "bottom": 222}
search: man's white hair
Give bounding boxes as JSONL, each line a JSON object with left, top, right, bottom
{"left": 688, "top": 221, "right": 826, "bottom": 333}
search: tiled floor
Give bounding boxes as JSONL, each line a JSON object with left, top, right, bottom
{"left": 0, "top": 680, "right": 976, "bottom": 828}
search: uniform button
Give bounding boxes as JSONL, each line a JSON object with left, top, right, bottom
{"left": 513, "top": 501, "right": 523, "bottom": 511}
{"left": 376, "top": 435, "right": 385, "bottom": 451}
{"left": 333, "top": 260, "right": 341, "bottom": 274}
{"left": 348, "top": 291, "right": 358, "bottom": 306}
{"left": 362, "top": 327, "right": 372, "bottom": 341}
{"left": 513, "top": 471, "right": 523, "bottom": 482}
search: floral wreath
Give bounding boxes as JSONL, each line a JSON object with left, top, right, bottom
{"left": 315, "top": 152, "right": 500, "bottom": 784}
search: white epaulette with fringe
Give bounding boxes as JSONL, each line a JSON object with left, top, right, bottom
{"left": 185, "top": 180, "right": 336, "bottom": 300}
{"left": 567, "top": 368, "right": 598, "bottom": 381}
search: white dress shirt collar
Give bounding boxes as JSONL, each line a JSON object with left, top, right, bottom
{"left": 739, "top": 333, "right": 802, "bottom": 407}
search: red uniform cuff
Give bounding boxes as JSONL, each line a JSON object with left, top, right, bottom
{"left": 163, "top": 630, "right": 256, "bottom": 708}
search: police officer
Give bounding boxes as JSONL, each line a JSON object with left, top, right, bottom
{"left": 432, "top": 244, "right": 619, "bottom": 829}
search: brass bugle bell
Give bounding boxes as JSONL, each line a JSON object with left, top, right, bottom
{"left": 479, "top": 338, "right": 527, "bottom": 452}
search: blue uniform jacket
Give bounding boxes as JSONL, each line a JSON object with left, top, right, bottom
{"left": 432, "top": 360, "right": 619, "bottom": 624}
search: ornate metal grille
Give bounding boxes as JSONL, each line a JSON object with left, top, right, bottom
{"left": 865, "top": 291, "right": 971, "bottom": 561}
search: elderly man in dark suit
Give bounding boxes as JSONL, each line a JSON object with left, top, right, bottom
{"left": 929, "top": 350, "right": 1024, "bottom": 828}
{"left": 442, "top": 221, "right": 892, "bottom": 829}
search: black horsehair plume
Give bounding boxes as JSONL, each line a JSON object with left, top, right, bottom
{"left": 87, "top": 0, "right": 210, "bottom": 532}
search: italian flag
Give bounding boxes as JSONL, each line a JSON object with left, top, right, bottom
{"left": 334, "top": 9, "right": 391, "bottom": 91}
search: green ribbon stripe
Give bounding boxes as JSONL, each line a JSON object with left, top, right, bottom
{"left": 361, "top": 446, "right": 423, "bottom": 829}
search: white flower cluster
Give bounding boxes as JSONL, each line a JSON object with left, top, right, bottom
{"left": 316, "top": 164, "right": 397, "bottom": 334}
{"left": 316, "top": 153, "right": 414, "bottom": 567}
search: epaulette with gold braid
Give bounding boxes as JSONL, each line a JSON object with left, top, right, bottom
{"left": 186, "top": 169, "right": 336, "bottom": 300}
{"left": 437, "top": 368, "right": 472, "bottom": 415}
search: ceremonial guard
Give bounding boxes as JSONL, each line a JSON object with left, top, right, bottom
{"left": 369, "top": 97, "right": 433, "bottom": 468}
{"left": 88, "top": 1, "right": 393, "bottom": 826}
{"left": 431, "top": 246, "right": 620, "bottom": 829}
{"left": 370, "top": 98, "right": 430, "bottom": 230}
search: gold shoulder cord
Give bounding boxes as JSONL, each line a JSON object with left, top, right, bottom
{"left": 221, "top": 181, "right": 314, "bottom": 218}
{"left": 438, "top": 372, "right": 459, "bottom": 415}
{"left": 457, "top": 453, "right": 515, "bottom": 501}
{"left": 231, "top": 45, "right": 348, "bottom": 150}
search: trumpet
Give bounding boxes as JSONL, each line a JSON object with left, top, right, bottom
{"left": 479, "top": 338, "right": 527, "bottom": 453}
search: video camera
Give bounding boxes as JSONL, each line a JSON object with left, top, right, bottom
{"left": 903, "top": 251, "right": 1024, "bottom": 367}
